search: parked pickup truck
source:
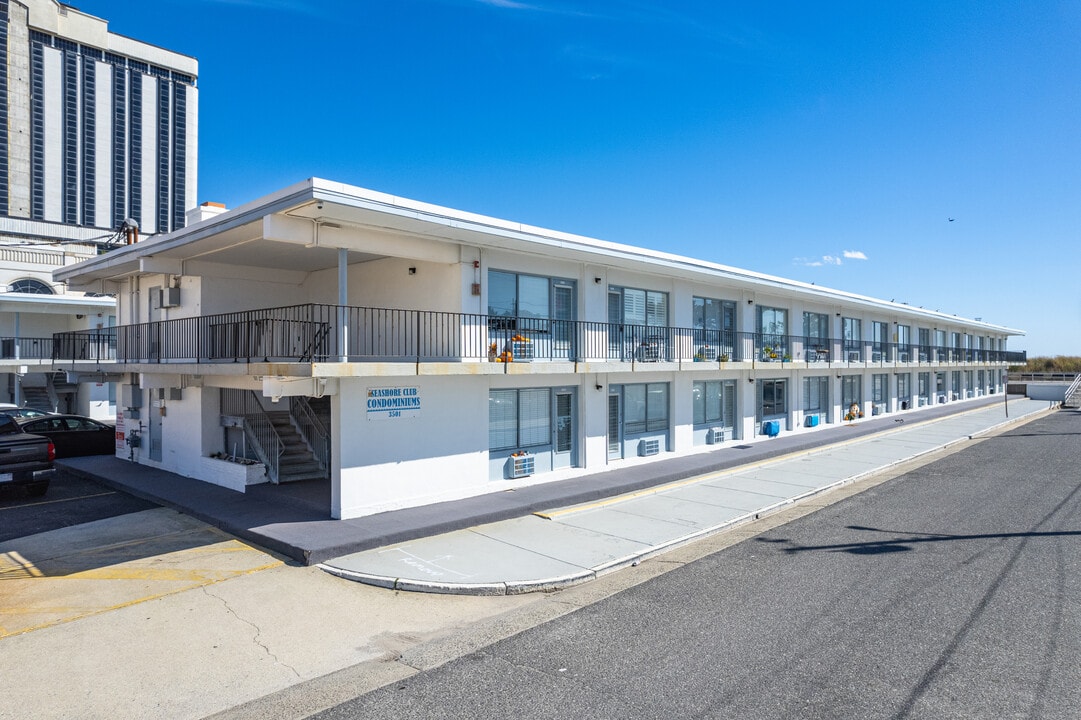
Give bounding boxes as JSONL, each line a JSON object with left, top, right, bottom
{"left": 0, "top": 413, "right": 56, "bottom": 496}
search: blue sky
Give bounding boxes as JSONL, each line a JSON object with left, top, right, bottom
{"left": 82, "top": 1, "right": 1080, "bottom": 356}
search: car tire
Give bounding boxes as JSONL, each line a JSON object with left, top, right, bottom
{"left": 25, "top": 481, "right": 49, "bottom": 497}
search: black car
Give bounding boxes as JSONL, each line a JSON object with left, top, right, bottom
{"left": 0, "top": 415, "right": 56, "bottom": 497}
{"left": 0, "top": 407, "right": 51, "bottom": 419}
{"left": 17, "top": 415, "right": 116, "bottom": 458}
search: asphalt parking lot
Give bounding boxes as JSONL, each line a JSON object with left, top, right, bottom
{"left": 0, "top": 470, "right": 158, "bottom": 542}
{"left": 1, "top": 470, "right": 286, "bottom": 641}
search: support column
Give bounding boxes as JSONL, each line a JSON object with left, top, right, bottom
{"left": 337, "top": 247, "right": 348, "bottom": 362}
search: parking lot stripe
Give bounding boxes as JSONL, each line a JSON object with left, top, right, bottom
{"left": 0, "top": 491, "right": 116, "bottom": 512}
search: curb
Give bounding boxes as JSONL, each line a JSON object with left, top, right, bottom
{"left": 319, "top": 402, "right": 1056, "bottom": 595}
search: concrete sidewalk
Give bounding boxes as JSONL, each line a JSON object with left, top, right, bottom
{"left": 320, "top": 397, "right": 1052, "bottom": 595}
{"left": 59, "top": 396, "right": 1048, "bottom": 569}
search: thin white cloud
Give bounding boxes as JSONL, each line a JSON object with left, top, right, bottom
{"left": 843, "top": 250, "right": 868, "bottom": 260}
{"left": 464, "top": 0, "right": 593, "bottom": 15}
{"left": 795, "top": 255, "right": 843, "bottom": 267}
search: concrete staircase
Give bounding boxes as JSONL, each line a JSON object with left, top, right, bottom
{"left": 21, "top": 386, "right": 54, "bottom": 413}
{"left": 265, "top": 410, "right": 328, "bottom": 483}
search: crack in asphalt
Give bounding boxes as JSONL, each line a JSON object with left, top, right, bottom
{"left": 202, "top": 585, "right": 302, "bottom": 680}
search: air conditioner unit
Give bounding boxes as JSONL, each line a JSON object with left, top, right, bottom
{"left": 154, "top": 287, "right": 181, "bottom": 308}
{"left": 847, "top": 351, "right": 861, "bottom": 363}
{"left": 707, "top": 427, "right": 727, "bottom": 444}
{"left": 121, "top": 384, "right": 142, "bottom": 409}
{"left": 638, "top": 438, "right": 660, "bottom": 456}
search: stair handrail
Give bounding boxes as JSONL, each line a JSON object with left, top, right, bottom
{"left": 1065, "top": 373, "right": 1081, "bottom": 405}
{"left": 289, "top": 395, "right": 330, "bottom": 474}
{"left": 221, "top": 389, "right": 284, "bottom": 482}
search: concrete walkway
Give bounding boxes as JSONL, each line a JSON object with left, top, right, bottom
{"left": 320, "top": 398, "right": 1051, "bottom": 595}
{"left": 59, "top": 396, "right": 1049, "bottom": 572}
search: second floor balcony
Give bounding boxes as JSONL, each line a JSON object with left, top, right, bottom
{"left": 50, "top": 304, "right": 1026, "bottom": 371}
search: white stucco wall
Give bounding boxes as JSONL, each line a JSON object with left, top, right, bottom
{"left": 334, "top": 376, "right": 490, "bottom": 518}
{"left": 304, "top": 256, "right": 464, "bottom": 311}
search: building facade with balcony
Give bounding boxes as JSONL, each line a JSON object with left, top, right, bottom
{"left": 0, "top": 0, "right": 198, "bottom": 413}
{"left": 55, "top": 179, "right": 1025, "bottom": 520}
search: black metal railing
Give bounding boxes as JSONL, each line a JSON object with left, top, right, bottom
{"left": 49, "top": 304, "right": 1025, "bottom": 368}
{"left": 0, "top": 336, "right": 55, "bottom": 359}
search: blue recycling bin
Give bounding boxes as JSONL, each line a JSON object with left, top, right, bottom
{"left": 805, "top": 414, "right": 819, "bottom": 427}
{"left": 762, "top": 420, "right": 781, "bottom": 437}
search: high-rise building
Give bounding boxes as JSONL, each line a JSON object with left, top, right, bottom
{"left": 0, "top": 0, "right": 197, "bottom": 414}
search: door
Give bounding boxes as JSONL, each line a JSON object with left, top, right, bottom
{"left": 552, "top": 282, "right": 576, "bottom": 360}
{"left": 148, "top": 390, "right": 163, "bottom": 462}
{"left": 607, "top": 291, "right": 622, "bottom": 359}
{"left": 553, "top": 389, "right": 576, "bottom": 470}
{"left": 607, "top": 389, "right": 623, "bottom": 461}
{"left": 147, "top": 286, "right": 163, "bottom": 361}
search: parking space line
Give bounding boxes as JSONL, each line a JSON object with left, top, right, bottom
{"left": 0, "top": 490, "right": 117, "bottom": 511}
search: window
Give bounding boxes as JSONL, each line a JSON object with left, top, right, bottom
{"left": 610, "top": 286, "right": 667, "bottom": 327}
{"left": 489, "top": 388, "right": 551, "bottom": 451}
{"left": 8, "top": 278, "right": 54, "bottom": 294}
{"left": 803, "top": 376, "right": 829, "bottom": 413}
{"left": 898, "top": 374, "right": 911, "bottom": 403}
{"left": 693, "top": 380, "right": 736, "bottom": 426}
{"left": 803, "top": 312, "right": 829, "bottom": 340}
{"left": 872, "top": 322, "right": 889, "bottom": 360}
{"left": 757, "top": 306, "right": 788, "bottom": 357}
{"left": 841, "top": 375, "right": 862, "bottom": 408}
{"left": 842, "top": 317, "right": 862, "bottom": 357}
{"left": 918, "top": 372, "right": 930, "bottom": 402}
{"left": 488, "top": 269, "right": 575, "bottom": 322}
{"left": 897, "top": 325, "right": 911, "bottom": 360}
{"left": 757, "top": 306, "right": 787, "bottom": 336}
{"left": 693, "top": 297, "right": 736, "bottom": 357}
{"left": 623, "top": 382, "right": 668, "bottom": 434}
{"left": 872, "top": 373, "right": 888, "bottom": 404}
{"left": 758, "top": 379, "right": 787, "bottom": 418}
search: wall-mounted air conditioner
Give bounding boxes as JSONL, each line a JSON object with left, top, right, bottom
{"left": 152, "top": 287, "right": 181, "bottom": 309}
{"left": 638, "top": 438, "right": 660, "bottom": 456}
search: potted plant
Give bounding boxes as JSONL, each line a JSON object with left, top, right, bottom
{"left": 719, "top": 353, "right": 730, "bottom": 362}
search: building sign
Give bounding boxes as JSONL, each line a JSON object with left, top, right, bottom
{"left": 367, "top": 387, "right": 420, "bottom": 420}
{"left": 115, "top": 410, "right": 126, "bottom": 451}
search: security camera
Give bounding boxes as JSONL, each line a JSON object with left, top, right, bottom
{"left": 316, "top": 201, "right": 324, "bottom": 211}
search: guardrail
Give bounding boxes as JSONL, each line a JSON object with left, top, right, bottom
{"left": 0, "top": 336, "right": 55, "bottom": 360}
{"left": 50, "top": 304, "right": 1026, "bottom": 367}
